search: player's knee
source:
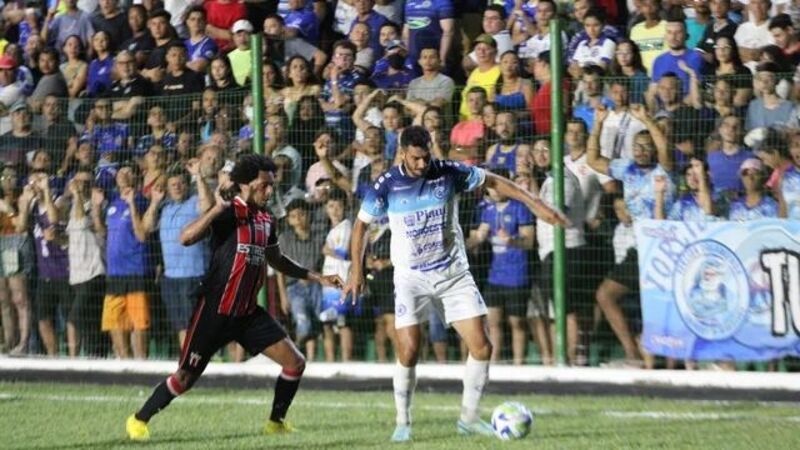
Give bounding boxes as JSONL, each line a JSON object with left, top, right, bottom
{"left": 281, "top": 356, "right": 306, "bottom": 381}
{"left": 169, "top": 370, "right": 196, "bottom": 395}
{"left": 396, "top": 346, "right": 419, "bottom": 366}
{"left": 471, "top": 339, "right": 493, "bottom": 361}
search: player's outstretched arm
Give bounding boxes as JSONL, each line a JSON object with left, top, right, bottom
{"left": 180, "top": 187, "right": 229, "bottom": 246}
{"left": 484, "top": 171, "right": 571, "bottom": 227}
{"left": 341, "top": 218, "right": 369, "bottom": 304}
{"left": 264, "top": 245, "right": 344, "bottom": 288}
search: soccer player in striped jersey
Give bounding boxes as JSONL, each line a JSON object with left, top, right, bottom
{"left": 126, "top": 154, "right": 343, "bottom": 441}
{"left": 342, "top": 126, "right": 568, "bottom": 442}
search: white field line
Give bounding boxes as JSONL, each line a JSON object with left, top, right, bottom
{"left": 1, "top": 392, "right": 798, "bottom": 422}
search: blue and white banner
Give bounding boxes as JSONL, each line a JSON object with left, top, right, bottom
{"left": 635, "top": 219, "right": 800, "bottom": 361}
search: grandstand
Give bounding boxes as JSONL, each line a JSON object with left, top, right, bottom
{"left": 0, "top": 0, "right": 800, "bottom": 446}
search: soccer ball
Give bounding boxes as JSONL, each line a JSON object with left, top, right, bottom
{"left": 491, "top": 401, "right": 534, "bottom": 440}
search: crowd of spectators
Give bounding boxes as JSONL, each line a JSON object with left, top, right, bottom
{"left": 0, "top": 0, "right": 798, "bottom": 370}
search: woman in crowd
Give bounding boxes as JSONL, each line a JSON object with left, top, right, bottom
{"left": 728, "top": 158, "right": 779, "bottom": 221}
{"left": 0, "top": 166, "right": 34, "bottom": 356}
{"left": 495, "top": 51, "right": 534, "bottom": 131}
{"left": 609, "top": 39, "right": 649, "bottom": 104}
{"left": 140, "top": 145, "right": 167, "bottom": 199}
{"left": 288, "top": 95, "right": 326, "bottom": 169}
{"left": 60, "top": 35, "right": 87, "bottom": 98}
{"left": 711, "top": 36, "right": 752, "bottom": 107}
{"left": 206, "top": 55, "right": 237, "bottom": 92}
{"left": 87, "top": 31, "right": 114, "bottom": 97}
{"left": 778, "top": 133, "right": 800, "bottom": 219}
{"left": 281, "top": 56, "right": 321, "bottom": 126}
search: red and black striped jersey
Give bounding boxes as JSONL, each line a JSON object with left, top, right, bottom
{"left": 202, "top": 197, "right": 277, "bottom": 316}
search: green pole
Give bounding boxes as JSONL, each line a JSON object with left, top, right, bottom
{"left": 251, "top": 33, "right": 265, "bottom": 156}
{"left": 549, "top": 19, "right": 567, "bottom": 366}
{"left": 250, "top": 33, "right": 267, "bottom": 309}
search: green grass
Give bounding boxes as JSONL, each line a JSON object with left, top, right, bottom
{"left": 1, "top": 381, "right": 799, "bottom": 449}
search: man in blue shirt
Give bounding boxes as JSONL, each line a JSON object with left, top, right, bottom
{"left": 321, "top": 40, "right": 363, "bottom": 143}
{"left": 707, "top": 115, "right": 752, "bottom": 199}
{"left": 342, "top": 126, "right": 567, "bottom": 442}
{"left": 351, "top": 0, "right": 390, "bottom": 56}
{"left": 184, "top": 7, "right": 218, "bottom": 73}
{"left": 96, "top": 162, "right": 152, "bottom": 359}
{"left": 466, "top": 168, "right": 534, "bottom": 366}
{"left": 143, "top": 164, "right": 213, "bottom": 347}
{"left": 403, "top": 0, "right": 455, "bottom": 67}
{"left": 283, "top": 0, "right": 320, "bottom": 45}
{"left": 650, "top": 16, "right": 706, "bottom": 96}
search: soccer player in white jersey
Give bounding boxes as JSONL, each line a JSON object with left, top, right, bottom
{"left": 341, "top": 126, "right": 567, "bottom": 442}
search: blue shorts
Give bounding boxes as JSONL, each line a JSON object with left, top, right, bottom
{"left": 320, "top": 286, "right": 363, "bottom": 326}
{"left": 161, "top": 276, "right": 202, "bottom": 332}
{"left": 286, "top": 281, "right": 322, "bottom": 341}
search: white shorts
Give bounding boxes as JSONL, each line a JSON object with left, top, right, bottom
{"left": 393, "top": 268, "right": 488, "bottom": 329}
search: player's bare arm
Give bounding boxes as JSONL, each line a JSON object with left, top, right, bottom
{"left": 264, "top": 245, "right": 343, "bottom": 289}
{"left": 341, "top": 217, "right": 369, "bottom": 303}
{"left": 179, "top": 187, "right": 229, "bottom": 246}
{"left": 483, "top": 171, "right": 571, "bottom": 227}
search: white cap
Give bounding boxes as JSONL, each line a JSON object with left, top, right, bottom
{"left": 231, "top": 19, "right": 253, "bottom": 34}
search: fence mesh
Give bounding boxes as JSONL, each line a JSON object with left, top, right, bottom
{"left": 0, "top": 73, "right": 797, "bottom": 371}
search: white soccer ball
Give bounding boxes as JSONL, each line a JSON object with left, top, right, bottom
{"left": 491, "top": 401, "right": 534, "bottom": 440}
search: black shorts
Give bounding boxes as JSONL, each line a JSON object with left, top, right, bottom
{"left": 606, "top": 249, "right": 640, "bottom": 294}
{"left": 483, "top": 284, "right": 529, "bottom": 317}
{"left": 35, "top": 279, "right": 74, "bottom": 322}
{"left": 71, "top": 276, "right": 105, "bottom": 329}
{"left": 540, "top": 246, "right": 598, "bottom": 317}
{"left": 367, "top": 268, "right": 394, "bottom": 315}
{"left": 179, "top": 298, "right": 288, "bottom": 376}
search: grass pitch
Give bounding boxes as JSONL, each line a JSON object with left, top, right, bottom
{"left": 0, "top": 381, "right": 798, "bottom": 449}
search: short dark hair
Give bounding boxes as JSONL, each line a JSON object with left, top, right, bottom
{"left": 327, "top": 187, "right": 348, "bottom": 205}
{"left": 286, "top": 198, "right": 309, "bottom": 213}
{"left": 230, "top": 154, "right": 276, "bottom": 184}
{"left": 400, "top": 125, "right": 431, "bottom": 150}
{"left": 149, "top": 9, "right": 171, "bottom": 21}
{"left": 264, "top": 13, "right": 284, "bottom": 25}
{"left": 333, "top": 40, "right": 357, "bottom": 55}
{"left": 485, "top": 4, "right": 507, "bottom": 20}
{"left": 584, "top": 7, "right": 606, "bottom": 23}
{"left": 166, "top": 164, "right": 190, "bottom": 182}
{"left": 185, "top": 6, "right": 206, "bottom": 22}
{"left": 769, "top": 13, "right": 793, "bottom": 30}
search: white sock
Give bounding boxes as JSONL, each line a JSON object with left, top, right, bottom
{"left": 461, "top": 355, "right": 489, "bottom": 423}
{"left": 393, "top": 361, "right": 416, "bottom": 426}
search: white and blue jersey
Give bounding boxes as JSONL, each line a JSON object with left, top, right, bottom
{"left": 185, "top": 36, "right": 218, "bottom": 63}
{"left": 609, "top": 159, "right": 674, "bottom": 219}
{"left": 667, "top": 193, "right": 719, "bottom": 221}
{"left": 357, "top": 160, "right": 486, "bottom": 273}
{"left": 727, "top": 196, "right": 779, "bottom": 221}
{"left": 781, "top": 165, "right": 800, "bottom": 219}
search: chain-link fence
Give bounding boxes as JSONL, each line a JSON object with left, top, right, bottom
{"left": 1, "top": 72, "right": 798, "bottom": 371}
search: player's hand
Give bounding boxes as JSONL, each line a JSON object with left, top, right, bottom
{"left": 534, "top": 200, "right": 572, "bottom": 227}
{"left": 340, "top": 276, "right": 364, "bottom": 306}
{"left": 594, "top": 106, "right": 609, "bottom": 124}
{"left": 121, "top": 187, "right": 136, "bottom": 206}
{"left": 150, "top": 183, "right": 166, "bottom": 204}
{"left": 319, "top": 274, "right": 344, "bottom": 289}
{"left": 629, "top": 103, "right": 648, "bottom": 121}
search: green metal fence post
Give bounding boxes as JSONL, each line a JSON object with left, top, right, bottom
{"left": 550, "top": 19, "right": 567, "bottom": 366}
{"left": 251, "top": 33, "right": 267, "bottom": 309}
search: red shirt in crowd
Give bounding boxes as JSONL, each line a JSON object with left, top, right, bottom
{"left": 204, "top": 0, "right": 247, "bottom": 51}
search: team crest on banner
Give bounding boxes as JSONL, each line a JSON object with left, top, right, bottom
{"left": 635, "top": 219, "right": 800, "bottom": 361}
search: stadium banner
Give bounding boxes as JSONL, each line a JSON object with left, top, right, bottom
{"left": 634, "top": 219, "right": 800, "bottom": 361}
